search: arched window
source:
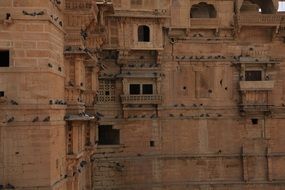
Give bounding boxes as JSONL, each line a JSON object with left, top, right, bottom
{"left": 138, "top": 25, "right": 150, "bottom": 42}
{"left": 190, "top": 2, "right": 217, "bottom": 18}
{"left": 240, "top": 0, "right": 275, "bottom": 14}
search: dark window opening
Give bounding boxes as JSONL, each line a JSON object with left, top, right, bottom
{"left": 138, "top": 25, "right": 150, "bottom": 42}
{"left": 245, "top": 71, "right": 262, "bottom": 81}
{"left": 251, "top": 118, "right": 258, "bottom": 125}
{"left": 0, "top": 50, "right": 10, "bottom": 67}
{"left": 105, "top": 91, "right": 110, "bottom": 96}
{"left": 240, "top": 0, "right": 276, "bottom": 14}
{"left": 150, "top": 141, "right": 155, "bottom": 147}
{"left": 0, "top": 91, "right": 4, "bottom": 97}
{"left": 130, "top": 84, "right": 140, "bottom": 95}
{"left": 190, "top": 2, "right": 217, "bottom": 18}
{"left": 142, "top": 84, "right": 153, "bottom": 94}
{"left": 98, "top": 125, "right": 120, "bottom": 145}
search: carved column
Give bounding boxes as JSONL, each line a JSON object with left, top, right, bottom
{"left": 75, "top": 56, "right": 84, "bottom": 87}
{"left": 92, "top": 66, "right": 100, "bottom": 91}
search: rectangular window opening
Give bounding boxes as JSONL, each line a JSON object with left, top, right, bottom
{"left": 0, "top": 50, "right": 10, "bottom": 67}
{"left": 143, "top": 84, "right": 153, "bottom": 94}
{"left": 98, "top": 125, "right": 120, "bottom": 145}
{"left": 245, "top": 70, "right": 262, "bottom": 81}
{"left": 0, "top": 91, "right": 4, "bottom": 97}
{"left": 130, "top": 84, "right": 140, "bottom": 95}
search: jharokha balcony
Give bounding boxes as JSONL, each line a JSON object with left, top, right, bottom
{"left": 189, "top": 18, "right": 220, "bottom": 29}
{"left": 236, "top": 14, "right": 282, "bottom": 27}
{"left": 121, "top": 94, "right": 162, "bottom": 105}
{"left": 239, "top": 81, "right": 275, "bottom": 112}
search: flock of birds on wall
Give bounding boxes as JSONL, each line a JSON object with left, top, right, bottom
{"left": 21, "top": 6, "right": 63, "bottom": 27}
{"left": 5, "top": 100, "right": 285, "bottom": 124}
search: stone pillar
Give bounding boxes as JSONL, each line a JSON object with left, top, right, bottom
{"left": 267, "top": 147, "right": 272, "bottom": 181}
{"left": 195, "top": 71, "right": 200, "bottom": 98}
{"left": 242, "top": 146, "right": 249, "bottom": 181}
{"left": 92, "top": 66, "right": 100, "bottom": 91}
{"left": 75, "top": 56, "right": 84, "bottom": 87}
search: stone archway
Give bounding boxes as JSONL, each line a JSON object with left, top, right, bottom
{"left": 190, "top": 2, "right": 217, "bottom": 18}
{"left": 236, "top": 0, "right": 278, "bottom": 14}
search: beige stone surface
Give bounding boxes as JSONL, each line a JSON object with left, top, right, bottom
{"left": 1, "top": 0, "right": 285, "bottom": 189}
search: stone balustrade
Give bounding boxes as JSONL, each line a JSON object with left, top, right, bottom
{"left": 239, "top": 81, "right": 275, "bottom": 91}
{"left": 236, "top": 14, "right": 283, "bottom": 26}
{"left": 121, "top": 94, "right": 162, "bottom": 104}
{"left": 190, "top": 18, "right": 220, "bottom": 29}
{"left": 65, "top": 1, "right": 93, "bottom": 10}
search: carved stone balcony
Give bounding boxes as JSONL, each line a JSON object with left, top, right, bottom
{"left": 121, "top": 95, "right": 162, "bottom": 105}
{"left": 65, "top": 2, "right": 93, "bottom": 10}
{"left": 236, "top": 14, "right": 282, "bottom": 27}
{"left": 189, "top": 18, "right": 220, "bottom": 29}
{"left": 239, "top": 81, "right": 275, "bottom": 91}
{"left": 239, "top": 81, "right": 274, "bottom": 113}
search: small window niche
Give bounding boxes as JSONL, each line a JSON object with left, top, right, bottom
{"left": 98, "top": 125, "right": 120, "bottom": 145}
{"left": 251, "top": 118, "right": 258, "bottom": 125}
{"left": 142, "top": 84, "right": 153, "bottom": 94}
{"left": 130, "top": 84, "right": 141, "bottom": 95}
{"left": 245, "top": 70, "right": 262, "bottom": 81}
{"left": 150, "top": 140, "right": 155, "bottom": 147}
{"left": 0, "top": 91, "right": 4, "bottom": 97}
{"left": 138, "top": 25, "right": 150, "bottom": 42}
{"left": 0, "top": 50, "right": 10, "bottom": 67}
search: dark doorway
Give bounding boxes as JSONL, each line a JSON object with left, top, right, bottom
{"left": 98, "top": 125, "right": 120, "bottom": 145}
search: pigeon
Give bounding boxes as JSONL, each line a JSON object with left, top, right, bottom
{"left": 10, "top": 100, "right": 18, "bottom": 105}
{"left": 7, "top": 117, "right": 14, "bottom": 123}
{"left": 43, "top": 116, "right": 50, "bottom": 122}
{"left": 32, "top": 117, "right": 39, "bottom": 122}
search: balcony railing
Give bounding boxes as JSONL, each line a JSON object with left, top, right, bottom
{"left": 236, "top": 14, "right": 282, "bottom": 26}
{"left": 65, "top": 2, "right": 93, "bottom": 10}
{"left": 96, "top": 0, "right": 112, "bottom": 4}
{"left": 239, "top": 82, "right": 274, "bottom": 112}
{"left": 239, "top": 81, "right": 275, "bottom": 91}
{"left": 190, "top": 18, "right": 220, "bottom": 29}
{"left": 121, "top": 94, "right": 162, "bottom": 104}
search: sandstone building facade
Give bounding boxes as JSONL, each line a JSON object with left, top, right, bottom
{"left": 1, "top": 0, "right": 285, "bottom": 189}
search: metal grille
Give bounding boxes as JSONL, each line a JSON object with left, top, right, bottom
{"left": 245, "top": 70, "right": 262, "bottom": 81}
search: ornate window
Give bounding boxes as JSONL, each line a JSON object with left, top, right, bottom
{"left": 129, "top": 84, "right": 153, "bottom": 95}
{"left": 245, "top": 70, "right": 262, "bottom": 81}
{"left": 97, "top": 79, "right": 116, "bottom": 103}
